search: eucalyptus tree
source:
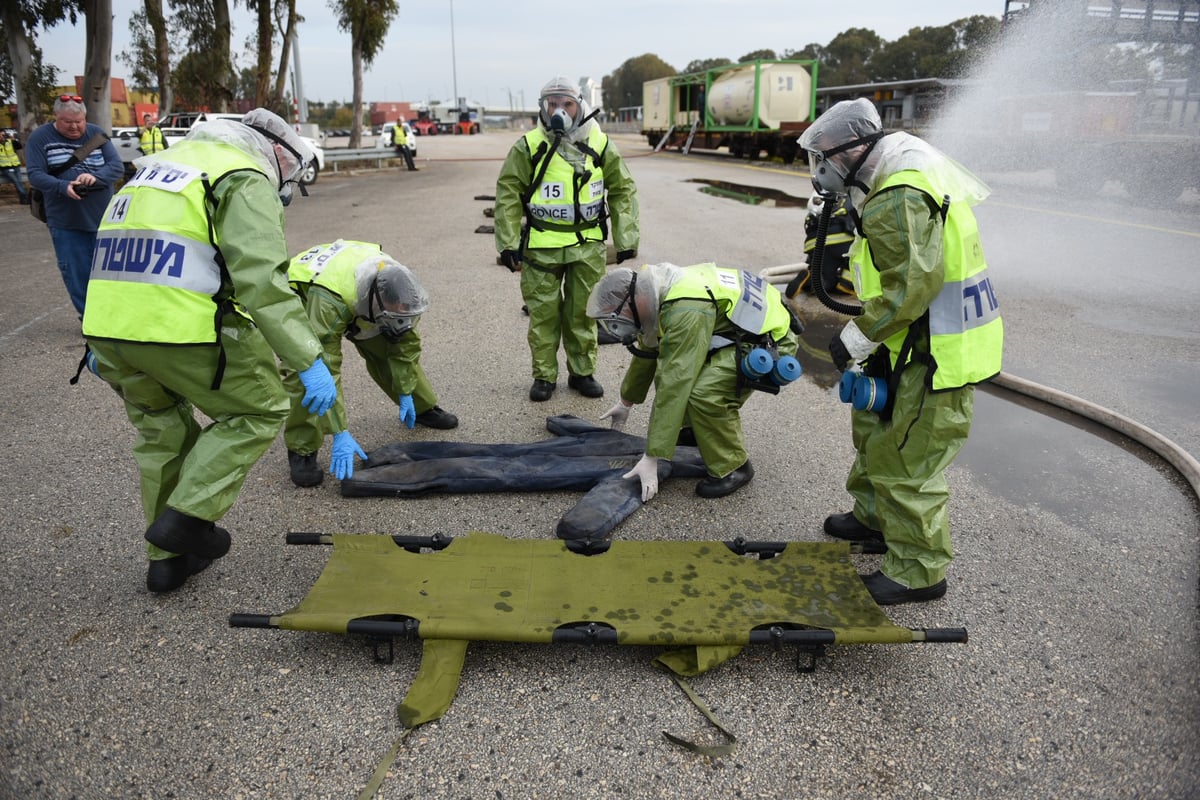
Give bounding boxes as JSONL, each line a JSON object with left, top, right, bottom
{"left": 330, "top": 0, "right": 398, "bottom": 148}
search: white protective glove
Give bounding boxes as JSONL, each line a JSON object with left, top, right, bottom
{"left": 624, "top": 454, "right": 660, "bottom": 502}
{"left": 600, "top": 400, "right": 633, "bottom": 431}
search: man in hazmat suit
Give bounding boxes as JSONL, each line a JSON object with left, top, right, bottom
{"left": 798, "top": 98, "right": 1004, "bottom": 605}
{"left": 586, "top": 262, "right": 798, "bottom": 501}
{"left": 83, "top": 108, "right": 341, "bottom": 594}
{"left": 785, "top": 193, "right": 855, "bottom": 299}
{"left": 494, "top": 76, "right": 640, "bottom": 402}
{"left": 283, "top": 239, "right": 458, "bottom": 487}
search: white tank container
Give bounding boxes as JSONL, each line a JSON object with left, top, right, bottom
{"left": 706, "top": 62, "right": 813, "bottom": 128}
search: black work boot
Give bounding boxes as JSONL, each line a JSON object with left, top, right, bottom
{"left": 288, "top": 450, "right": 324, "bottom": 487}
{"left": 144, "top": 509, "right": 231, "bottom": 560}
{"left": 567, "top": 374, "right": 604, "bottom": 398}
{"left": 414, "top": 406, "right": 459, "bottom": 429}
{"left": 529, "top": 379, "right": 556, "bottom": 402}
{"left": 146, "top": 554, "right": 212, "bottom": 593}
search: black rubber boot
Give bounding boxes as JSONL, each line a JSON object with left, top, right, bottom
{"left": 529, "top": 379, "right": 556, "bottom": 402}
{"left": 695, "top": 460, "right": 755, "bottom": 498}
{"left": 288, "top": 450, "right": 323, "bottom": 487}
{"left": 823, "top": 512, "right": 885, "bottom": 546}
{"left": 414, "top": 406, "right": 459, "bottom": 429}
{"left": 567, "top": 375, "right": 604, "bottom": 398}
{"left": 146, "top": 554, "right": 212, "bottom": 593}
{"left": 861, "top": 570, "right": 947, "bottom": 605}
{"left": 144, "top": 509, "right": 231, "bottom": 560}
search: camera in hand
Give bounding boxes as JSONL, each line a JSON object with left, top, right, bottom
{"left": 74, "top": 183, "right": 95, "bottom": 196}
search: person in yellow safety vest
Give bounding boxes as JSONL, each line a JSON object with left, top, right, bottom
{"left": 586, "top": 262, "right": 799, "bottom": 501}
{"left": 0, "top": 129, "right": 30, "bottom": 204}
{"left": 391, "top": 120, "right": 416, "bottom": 171}
{"left": 282, "top": 239, "right": 458, "bottom": 488}
{"left": 798, "top": 98, "right": 1004, "bottom": 606}
{"left": 786, "top": 192, "right": 856, "bottom": 298}
{"left": 495, "top": 75, "right": 640, "bottom": 403}
{"left": 82, "top": 108, "right": 342, "bottom": 595}
{"left": 138, "top": 113, "right": 168, "bottom": 155}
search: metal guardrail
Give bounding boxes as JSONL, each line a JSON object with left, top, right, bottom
{"left": 323, "top": 147, "right": 405, "bottom": 173}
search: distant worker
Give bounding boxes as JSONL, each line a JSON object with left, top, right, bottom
{"left": 83, "top": 108, "right": 340, "bottom": 594}
{"left": 586, "top": 262, "right": 799, "bottom": 501}
{"left": 138, "top": 112, "right": 168, "bottom": 155}
{"left": 0, "top": 128, "right": 30, "bottom": 205}
{"left": 495, "top": 75, "right": 640, "bottom": 402}
{"left": 24, "top": 94, "right": 125, "bottom": 318}
{"left": 283, "top": 239, "right": 458, "bottom": 488}
{"left": 785, "top": 192, "right": 855, "bottom": 299}
{"left": 798, "top": 98, "right": 1003, "bottom": 605}
{"left": 392, "top": 121, "right": 417, "bottom": 171}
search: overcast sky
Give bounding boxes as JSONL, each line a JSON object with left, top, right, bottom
{"left": 36, "top": 0, "right": 1005, "bottom": 109}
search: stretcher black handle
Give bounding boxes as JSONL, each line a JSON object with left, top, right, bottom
{"left": 228, "top": 614, "right": 276, "bottom": 628}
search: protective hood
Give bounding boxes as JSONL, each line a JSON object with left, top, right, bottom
{"left": 798, "top": 98, "right": 885, "bottom": 196}
{"left": 855, "top": 131, "right": 991, "bottom": 210}
{"left": 242, "top": 107, "right": 315, "bottom": 191}
{"left": 352, "top": 255, "right": 429, "bottom": 323}
{"left": 537, "top": 75, "right": 597, "bottom": 146}
{"left": 586, "top": 262, "right": 684, "bottom": 348}
{"left": 161, "top": 118, "right": 277, "bottom": 181}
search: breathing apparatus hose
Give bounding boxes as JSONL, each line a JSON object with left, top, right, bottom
{"left": 809, "top": 194, "right": 862, "bottom": 317}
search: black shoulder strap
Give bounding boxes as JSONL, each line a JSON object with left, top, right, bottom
{"left": 48, "top": 132, "right": 110, "bottom": 177}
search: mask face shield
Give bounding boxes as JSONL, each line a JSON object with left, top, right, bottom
{"left": 597, "top": 314, "right": 639, "bottom": 344}
{"left": 807, "top": 149, "right": 848, "bottom": 196}
{"left": 375, "top": 310, "right": 418, "bottom": 341}
{"left": 540, "top": 94, "right": 580, "bottom": 133}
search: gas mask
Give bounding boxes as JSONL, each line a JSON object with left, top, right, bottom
{"left": 596, "top": 272, "right": 642, "bottom": 345}
{"left": 805, "top": 132, "right": 886, "bottom": 197}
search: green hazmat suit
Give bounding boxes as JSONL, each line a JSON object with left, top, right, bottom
{"left": 841, "top": 136, "right": 1002, "bottom": 590}
{"left": 281, "top": 242, "right": 441, "bottom": 456}
{"left": 494, "top": 121, "right": 639, "bottom": 383}
{"left": 84, "top": 133, "right": 324, "bottom": 562}
{"left": 618, "top": 264, "right": 798, "bottom": 479}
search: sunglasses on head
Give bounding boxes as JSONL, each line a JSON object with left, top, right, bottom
{"left": 59, "top": 94, "right": 83, "bottom": 102}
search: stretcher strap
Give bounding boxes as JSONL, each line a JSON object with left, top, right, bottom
{"left": 654, "top": 646, "right": 743, "bottom": 756}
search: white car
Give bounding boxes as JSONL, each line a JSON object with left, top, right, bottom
{"left": 153, "top": 112, "right": 326, "bottom": 186}
{"left": 376, "top": 122, "right": 418, "bottom": 158}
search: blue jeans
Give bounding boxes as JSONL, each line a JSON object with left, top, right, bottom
{"left": 0, "top": 167, "right": 27, "bottom": 201}
{"left": 49, "top": 227, "right": 97, "bottom": 318}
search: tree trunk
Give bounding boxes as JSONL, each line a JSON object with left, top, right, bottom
{"left": 1, "top": 4, "right": 37, "bottom": 135}
{"left": 253, "top": 0, "right": 272, "bottom": 108}
{"left": 350, "top": 37, "right": 363, "bottom": 149}
{"left": 213, "top": 0, "right": 232, "bottom": 111}
{"left": 272, "top": 0, "right": 297, "bottom": 111}
{"left": 83, "top": 0, "right": 114, "bottom": 132}
{"left": 145, "top": 0, "right": 172, "bottom": 114}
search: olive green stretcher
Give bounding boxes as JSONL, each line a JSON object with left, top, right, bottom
{"left": 231, "top": 531, "right": 966, "bottom": 732}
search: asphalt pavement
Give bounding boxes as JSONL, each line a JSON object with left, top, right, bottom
{"left": 0, "top": 131, "right": 1196, "bottom": 800}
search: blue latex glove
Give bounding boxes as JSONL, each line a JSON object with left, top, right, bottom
{"left": 330, "top": 430, "right": 367, "bottom": 480}
{"left": 85, "top": 350, "right": 99, "bottom": 376}
{"left": 298, "top": 358, "right": 337, "bottom": 416}
{"left": 398, "top": 394, "right": 416, "bottom": 429}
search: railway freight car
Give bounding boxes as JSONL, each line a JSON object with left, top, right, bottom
{"left": 641, "top": 59, "right": 819, "bottom": 162}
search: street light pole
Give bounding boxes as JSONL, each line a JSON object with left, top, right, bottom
{"left": 449, "top": 0, "right": 459, "bottom": 109}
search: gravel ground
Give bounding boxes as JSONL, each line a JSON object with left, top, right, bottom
{"left": 0, "top": 131, "right": 1196, "bottom": 800}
